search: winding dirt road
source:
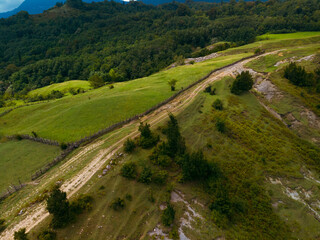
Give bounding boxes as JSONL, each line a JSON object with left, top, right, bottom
{"left": 0, "top": 53, "right": 273, "bottom": 240}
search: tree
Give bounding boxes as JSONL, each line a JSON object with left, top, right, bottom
{"left": 14, "top": 228, "right": 28, "bottom": 240}
{"left": 212, "top": 99, "right": 223, "bottom": 110}
{"left": 120, "top": 162, "right": 137, "bottom": 179}
{"left": 46, "top": 187, "right": 71, "bottom": 228}
{"left": 162, "top": 204, "right": 175, "bottom": 226}
{"left": 123, "top": 138, "right": 136, "bottom": 153}
{"left": 216, "top": 119, "right": 226, "bottom": 133}
{"left": 110, "top": 197, "right": 125, "bottom": 210}
{"left": 230, "top": 71, "right": 254, "bottom": 95}
{"left": 138, "top": 166, "right": 153, "bottom": 184}
{"left": 88, "top": 74, "right": 104, "bottom": 89}
{"left": 166, "top": 114, "right": 186, "bottom": 157}
{"left": 168, "top": 79, "right": 178, "bottom": 91}
{"left": 182, "top": 151, "right": 212, "bottom": 181}
{"left": 138, "top": 123, "right": 159, "bottom": 149}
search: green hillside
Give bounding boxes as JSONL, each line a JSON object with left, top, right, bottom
{"left": 0, "top": 53, "right": 250, "bottom": 143}
{"left": 0, "top": 140, "right": 61, "bottom": 192}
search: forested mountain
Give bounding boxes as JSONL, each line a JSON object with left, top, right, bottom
{"left": 0, "top": 0, "right": 319, "bottom": 100}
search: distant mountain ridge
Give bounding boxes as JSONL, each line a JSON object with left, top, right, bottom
{"left": 0, "top": 0, "right": 250, "bottom": 18}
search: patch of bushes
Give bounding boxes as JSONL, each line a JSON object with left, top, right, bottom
{"left": 14, "top": 228, "right": 28, "bottom": 240}
{"left": 149, "top": 143, "right": 172, "bottom": 167}
{"left": 37, "top": 230, "right": 56, "bottom": 240}
{"left": 110, "top": 197, "right": 125, "bottom": 211}
{"left": 212, "top": 99, "right": 223, "bottom": 110}
{"left": 284, "top": 62, "right": 314, "bottom": 87}
{"left": 152, "top": 170, "right": 168, "bottom": 185}
{"left": 230, "top": 71, "right": 254, "bottom": 95}
{"left": 138, "top": 166, "right": 153, "bottom": 184}
{"left": 68, "top": 87, "right": 85, "bottom": 95}
{"left": 161, "top": 204, "right": 175, "bottom": 227}
{"left": 216, "top": 119, "right": 226, "bottom": 133}
{"left": 204, "top": 85, "right": 216, "bottom": 95}
{"left": 70, "top": 194, "right": 93, "bottom": 214}
{"left": 0, "top": 219, "right": 6, "bottom": 233}
{"left": 120, "top": 162, "right": 137, "bottom": 179}
{"left": 123, "top": 138, "right": 136, "bottom": 153}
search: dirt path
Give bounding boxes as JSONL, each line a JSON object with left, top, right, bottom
{"left": 0, "top": 53, "right": 274, "bottom": 240}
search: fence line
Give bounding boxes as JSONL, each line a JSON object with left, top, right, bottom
{"left": 7, "top": 135, "right": 60, "bottom": 146}
{"left": 1, "top": 54, "right": 258, "bottom": 201}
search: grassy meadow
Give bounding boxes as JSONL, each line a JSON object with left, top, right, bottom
{"left": 0, "top": 140, "right": 61, "bottom": 193}
{"left": 0, "top": 53, "right": 250, "bottom": 143}
{"left": 28, "top": 80, "right": 91, "bottom": 97}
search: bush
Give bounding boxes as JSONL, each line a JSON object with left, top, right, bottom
{"left": 212, "top": 99, "right": 223, "bottom": 110}
{"left": 110, "top": 198, "right": 125, "bottom": 210}
{"left": 204, "top": 85, "right": 216, "bottom": 95}
{"left": 37, "top": 230, "right": 56, "bottom": 240}
{"left": 14, "top": 228, "right": 28, "bottom": 240}
{"left": 125, "top": 194, "right": 132, "bottom": 201}
{"left": 46, "top": 186, "right": 71, "bottom": 228}
{"left": 0, "top": 219, "right": 6, "bottom": 233}
{"left": 70, "top": 194, "right": 93, "bottom": 214}
{"left": 284, "top": 62, "right": 314, "bottom": 87}
{"left": 138, "top": 123, "right": 159, "bottom": 149}
{"left": 152, "top": 170, "right": 168, "bottom": 185}
{"left": 216, "top": 119, "right": 226, "bottom": 133}
{"left": 182, "top": 151, "right": 214, "bottom": 181}
{"left": 123, "top": 138, "right": 135, "bottom": 153}
{"left": 120, "top": 162, "right": 137, "bottom": 179}
{"left": 60, "top": 142, "right": 68, "bottom": 150}
{"left": 149, "top": 145, "right": 172, "bottom": 167}
{"left": 138, "top": 167, "right": 153, "bottom": 184}
{"left": 89, "top": 74, "right": 104, "bottom": 89}
{"left": 231, "top": 71, "right": 254, "bottom": 95}
{"left": 254, "top": 48, "right": 262, "bottom": 54}
{"left": 161, "top": 204, "right": 175, "bottom": 227}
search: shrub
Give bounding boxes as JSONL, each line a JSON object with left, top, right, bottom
{"left": 138, "top": 123, "right": 159, "bottom": 149}
{"left": 284, "top": 62, "right": 314, "bottom": 87}
{"left": 0, "top": 219, "right": 6, "bottom": 233}
{"left": 204, "top": 85, "right": 216, "bottom": 95}
{"left": 254, "top": 48, "right": 262, "bottom": 54}
{"left": 89, "top": 74, "right": 104, "bottom": 89}
{"left": 125, "top": 194, "right": 132, "bottom": 201}
{"left": 14, "top": 134, "right": 23, "bottom": 141}
{"left": 182, "top": 151, "right": 214, "bottom": 181}
{"left": 212, "top": 99, "right": 223, "bottom": 110}
{"left": 60, "top": 142, "right": 68, "bottom": 150}
{"left": 46, "top": 186, "right": 71, "bottom": 228}
{"left": 14, "top": 228, "right": 28, "bottom": 240}
{"left": 230, "top": 71, "right": 254, "bottom": 95}
{"left": 70, "top": 194, "right": 93, "bottom": 214}
{"left": 123, "top": 138, "right": 135, "bottom": 153}
{"left": 138, "top": 167, "right": 153, "bottom": 184}
{"left": 161, "top": 204, "right": 175, "bottom": 227}
{"left": 216, "top": 119, "right": 226, "bottom": 133}
{"left": 120, "top": 162, "right": 137, "bottom": 179}
{"left": 37, "top": 230, "right": 56, "bottom": 240}
{"left": 110, "top": 198, "right": 125, "bottom": 210}
{"left": 168, "top": 79, "right": 178, "bottom": 91}
{"left": 152, "top": 170, "right": 168, "bottom": 185}
{"left": 109, "top": 85, "right": 114, "bottom": 89}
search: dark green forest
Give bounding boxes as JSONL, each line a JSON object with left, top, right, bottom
{"left": 0, "top": 0, "right": 320, "bottom": 98}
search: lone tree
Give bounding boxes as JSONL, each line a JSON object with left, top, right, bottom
{"left": 46, "top": 186, "right": 71, "bottom": 228}
{"left": 168, "top": 79, "right": 178, "bottom": 91}
{"left": 230, "top": 71, "right": 254, "bottom": 95}
{"left": 89, "top": 74, "right": 104, "bottom": 89}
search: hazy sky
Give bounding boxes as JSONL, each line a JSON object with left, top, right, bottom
{"left": 0, "top": 0, "right": 24, "bottom": 13}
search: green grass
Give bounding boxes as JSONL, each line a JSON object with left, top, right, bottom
{"left": 28, "top": 80, "right": 91, "bottom": 96}
{"left": 0, "top": 53, "right": 250, "bottom": 143}
{"left": 257, "top": 32, "right": 320, "bottom": 41}
{"left": 0, "top": 140, "right": 61, "bottom": 193}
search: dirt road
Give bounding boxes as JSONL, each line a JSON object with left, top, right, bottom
{"left": 0, "top": 53, "right": 272, "bottom": 240}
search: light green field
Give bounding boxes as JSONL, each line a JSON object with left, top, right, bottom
{"left": 0, "top": 53, "right": 250, "bottom": 143}
{"left": 0, "top": 140, "right": 61, "bottom": 193}
{"left": 28, "top": 80, "right": 91, "bottom": 96}
{"left": 257, "top": 32, "right": 320, "bottom": 41}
